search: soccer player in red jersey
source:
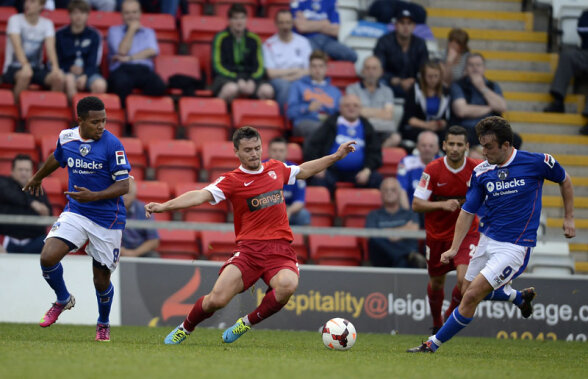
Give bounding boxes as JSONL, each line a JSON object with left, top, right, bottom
{"left": 412, "top": 126, "right": 481, "bottom": 333}
{"left": 145, "top": 126, "right": 357, "bottom": 345}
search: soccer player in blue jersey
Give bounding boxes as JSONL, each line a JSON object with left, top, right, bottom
{"left": 408, "top": 116, "right": 575, "bottom": 353}
{"left": 23, "top": 96, "right": 131, "bottom": 342}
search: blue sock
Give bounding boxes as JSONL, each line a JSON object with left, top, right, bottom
{"left": 96, "top": 283, "right": 114, "bottom": 325}
{"left": 512, "top": 291, "right": 523, "bottom": 306}
{"left": 432, "top": 308, "right": 473, "bottom": 348}
{"left": 484, "top": 288, "right": 523, "bottom": 305}
{"left": 41, "top": 263, "right": 70, "bottom": 303}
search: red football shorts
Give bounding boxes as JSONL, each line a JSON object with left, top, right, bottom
{"left": 425, "top": 232, "right": 480, "bottom": 277}
{"left": 219, "top": 239, "right": 299, "bottom": 291}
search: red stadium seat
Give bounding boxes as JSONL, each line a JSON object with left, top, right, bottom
{"left": 126, "top": 95, "right": 178, "bottom": 144}
{"left": 19, "top": 91, "right": 72, "bottom": 143}
{"left": 154, "top": 55, "right": 202, "bottom": 96}
{"left": 119, "top": 137, "right": 146, "bottom": 181}
{"left": 187, "top": 0, "right": 205, "bottom": 15}
{"left": 39, "top": 135, "right": 69, "bottom": 187}
{"left": 265, "top": 0, "right": 289, "bottom": 20}
{"left": 148, "top": 140, "right": 200, "bottom": 187}
{"left": 0, "top": 89, "right": 19, "bottom": 133}
{"left": 231, "top": 99, "right": 285, "bottom": 142}
{"left": 72, "top": 93, "right": 125, "bottom": 137}
{"left": 158, "top": 229, "right": 200, "bottom": 260}
{"left": 141, "top": 13, "right": 179, "bottom": 55}
{"left": 88, "top": 11, "right": 122, "bottom": 37}
{"left": 0, "top": 6, "right": 16, "bottom": 34}
{"left": 43, "top": 176, "right": 66, "bottom": 215}
{"left": 181, "top": 15, "right": 226, "bottom": 84}
{"left": 326, "top": 61, "right": 358, "bottom": 91}
{"left": 305, "top": 186, "right": 334, "bottom": 226}
{"left": 209, "top": 0, "right": 257, "bottom": 18}
{"left": 41, "top": 9, "right": 69, "bottom": 30}
{"left": 0, "top": 133, "right": 38, "bottom": 175}
{"left": 308, "top": 234, "right": 361, "bottom": 266}
{"left": 135, "top": 180, "right": 170, "bottom": 204}
{"left": 200, "top": 230, "right": 236, "bottom": 261}
{"left": 201, "top": 141, "right": 240, "bottom": 181}
{"left": 379, "top": 147, "right": 407, "bottom": 177}
{"left": 174, "top": 182, "right": 228, "bottom": 224}
{"left": 292, "top": 233, "right": 308, "bottom": 263}
{"left": 248, "top": 18, "right": 276, "bottom": 41}
{"left": 335, "top": 188, "right": 382, "bottom": 227}
{"left": 287, "top": 142, "right": 303, "bottom": 164}
{"left": 179, "top": 97, "right": 231, "bottom": 150}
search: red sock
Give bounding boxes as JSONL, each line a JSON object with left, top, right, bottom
{"left": 427, "top": 282, "right": 445, "bottom": 328}
{"left": 444, "top": 285, "right": 463, "bottom": 322}
{"left": 246, "top": 289, "right": 285, "bottom": 326}
{"left": 183, "top": 296, "right": 214, "bottom": 332}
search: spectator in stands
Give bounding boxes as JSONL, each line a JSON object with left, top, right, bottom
{"left": 373, "top": 4, "right": 429, "bottom": 99}
{"left": 543, "top": 10, "right": 588, "bottom": 135}
{"left": 3, "top": 0, "right": 65, "bottom": 101}
{"left": 121, "top": 179, "right": 160, "bottom": 258}
{"left": 107, "top": 0, "right": 166, "bottom": 105}
{"left": 138, "top": 0, "right": 180, "bottom": 15}
{"left": 287, "top": 50, "right": 342, "bottom": 140}
{"left": 442, "top": 28, "right": 470, "bottom": 86}
{"left": 366, "top": 177, "right": 425, "bottom": 268}
{"left": 397, "top": 130, "right": 439, "bottom": 207}
{"left": 346, "top": 56, "right": 398, "bottom": 147}
{"left": 267, "top": 137, "right": 311, "bottom": 226}
{"left": 263, "top": 10, "right": 312, "bottom": 113}
{"left": 290, "top": 0, "right": 357, "bottom": 62}
{"left": 56, "top": 0, "right": 107, "bottom": 101}
{"left": 450, "top": 53, "right": 507, "bottom": 145}
{"left": 399, "top": 60, "right": 450, "bottom": 145}
{"left": 83, "top": 0, "right": 116, "bottom": 11}
{"left": 212, "top": 4, "right": 274, "bottom": 102}
{"left": 0, "top": 154, "right": 52, "bottom": 254}
{"left": 303, "top": 94, "right": 382, "bottom": 194}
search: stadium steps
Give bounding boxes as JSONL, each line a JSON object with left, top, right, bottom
{"left": 505, "top": 111, "right": 587, "bottom": 126}
{"left": 431, "top": 27, "right": 547, "bottom": 53}
{"left": 414, "top": 0, "right": 522, "bottom": 12}
{"left": 504, "top": 92, "right": 584, "bottom": 113}
{"left": 426, "top": 8, "right": 533, "bottom": 31}
{"left": 510, "top": 121, "right": 581, "bottom": 135}
{"left": 575, "top": 261, "right": 588, "bottom": 274}
{"left": 521, "top": 134, "right": 588, "bottom": 154}
{"left": 543, "top": 196, "right": 588, "bottom": 209}
{"left": 547, "top": 218, "right": 588, "bottom": 229}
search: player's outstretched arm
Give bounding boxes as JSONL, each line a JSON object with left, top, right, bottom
{"left": 145, "top": 189, "right": 214, "bottom": 218}
{"left": 65, "top": 178, "right": 130, "bottom": 203}
{"left": 412, "top": 197, "right": 460, "bottom": 213}
{"left": 440, "top": 209, "right": 475, "bottom": 264}
{"left": 23, "top": 155, "right": 61, "bottom": 197}
{"left": 297, "top": 141, "right": 356, "bottom": 179}
{"left": 559, "top": 173, "right": 576, "bottom": 238}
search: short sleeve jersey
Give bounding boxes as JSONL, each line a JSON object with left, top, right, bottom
{"left": 204, "top": 159, "right": 300, "bottom": 242}
{"left": 53, "top": 127, "right": 131, "bottom": 229}
{"left": 463, "top": 150, "right": 566, "bottom": 247}
{"left": 413, "top": 156, "right": 480, "bottom": 240}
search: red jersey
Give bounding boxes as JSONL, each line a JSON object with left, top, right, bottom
{"left": 204, "top": 159, "right": 300, "bottom": 242}
{"left": 413, "top": 156, "right": 481, "bottom": 241}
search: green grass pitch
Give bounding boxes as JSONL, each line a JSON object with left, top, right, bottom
{"left": 1, "top": 323, "right": 586, "bottom": 379}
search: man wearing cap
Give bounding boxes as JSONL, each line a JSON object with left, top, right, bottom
{"left": 373, "top": 5, "right": 429, "bottom": 98}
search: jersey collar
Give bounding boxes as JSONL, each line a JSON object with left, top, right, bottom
{"left": 499, "top": 148, "right": 517, "bottom": 167}
{"left": 239, "top": 164, "right": 265, "bottom": 174}
{"left": 443, "top": 156, "right": 467, "bottom": 174}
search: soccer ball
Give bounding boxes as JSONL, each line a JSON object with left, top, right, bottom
{"left": 321, "top": 318, "right": 357, "bottom": 351}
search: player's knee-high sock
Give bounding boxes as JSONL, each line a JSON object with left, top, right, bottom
{"left": 41, "top": 263, "right": 70, "bottom": 303}
{"left": 244, "top": 289, "right": 284, "bottom": 326}
{"left": 484, "top": 285, "right": 523, "bottom": 305}
{"left": 429, "top": 308, "right": 473, "bottom": 351}
{"left": 444, "top": 285, "right": 462, "bottom": 322}
{"left": 183, "top": 296, "right": 214, "bottom": 332}
{"left": 427, "top": 282, "right": 445, "bottom": 328}
{"left": 96, "top": 282, "right": 114, "bottom": 324}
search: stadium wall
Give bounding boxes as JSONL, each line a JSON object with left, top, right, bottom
{"left": 2, "top": 255, "right": 587, "bottom": 342}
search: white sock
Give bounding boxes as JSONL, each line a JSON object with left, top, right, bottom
{"left": 242, "top": 315, "right": 251, "bottom": 327}
{"left": 180, "top": 322, "right": 191, "bottom": 334}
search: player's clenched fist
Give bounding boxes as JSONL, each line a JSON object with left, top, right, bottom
{"left": 145, "top": 202, "right": 166, "bottom": 218}
{"left": 335, "top": 141, "right": 356, "bottom": 160}
{"left": 440, "top": 248, "right": 457, "bottom": 264}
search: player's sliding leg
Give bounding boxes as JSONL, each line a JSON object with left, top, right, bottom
{"left": 408, "top": 274, "right": 492, "bottom": 353}
{"left": 484, "top": 283, "right": 536, "bottom": 318}
{"left": 165, "top": 265, "right": 244, "bottom": 345}
{"left": 222, "top": 269, "right": 298, "bottom": 343}
{"left": 93, "top": 261, "right": 114, "bottom": 342}
{"left": 39, "top": 238, "right": 76, "bottom": 327}
{"left": 427, "top": 277, "right": 445, "bottom": 334}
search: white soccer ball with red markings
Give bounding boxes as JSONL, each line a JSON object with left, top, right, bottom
{"left": 321, "top": 318, "right": 357, "bottom": 351}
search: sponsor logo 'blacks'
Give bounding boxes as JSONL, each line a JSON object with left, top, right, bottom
{"left": 247, "top": 190, "right": 284, "bottom": 211}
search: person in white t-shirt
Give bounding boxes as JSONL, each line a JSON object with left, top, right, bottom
{"left": 263, "top": 10, "right": 312, "bottom": 112}
{"left": 2, "top": 0, "right": 64, "bottom": 101}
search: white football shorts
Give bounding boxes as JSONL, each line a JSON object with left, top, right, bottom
{"left": 465, "top": 234, "right": 531, "bottom": 289}
{"left": 46, "top": 212, "right": 122, "bottom": 272}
